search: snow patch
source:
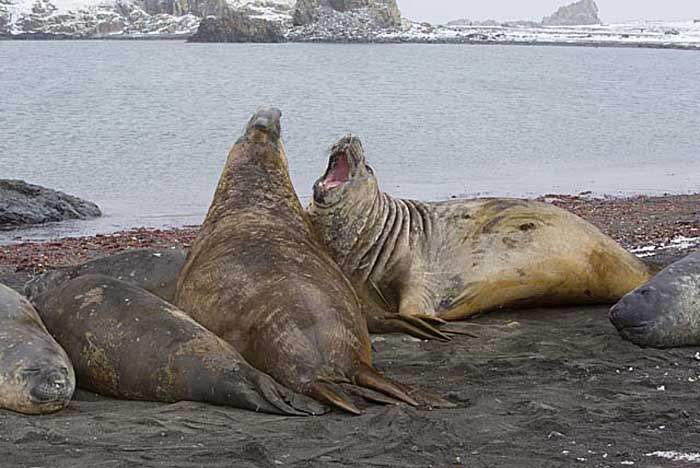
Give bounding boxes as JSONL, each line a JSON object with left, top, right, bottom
{"left": 632, "top": 236, "right": 700, "bottom": 258}
{"left": 647, "top": 451, "right": 700, "bottom": 463}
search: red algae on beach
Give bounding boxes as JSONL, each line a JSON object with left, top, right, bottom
{"left": 0, "top": 227, "right": 198, "bottom": 275}
{"left": 539, "top": 193, "right": 700, "bottom": 249}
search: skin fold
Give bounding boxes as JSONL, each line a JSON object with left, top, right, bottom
{"left": 307, "top": 135, "right": 653, "bottom": 324}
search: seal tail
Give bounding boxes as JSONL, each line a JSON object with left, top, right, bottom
{"left": 352, "top": 364, "right": 418, "bottom": 407}
{"left": 307, "top": 381, "right": 361, "bottom": 415}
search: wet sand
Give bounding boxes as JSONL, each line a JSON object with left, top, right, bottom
{"left": 1, "top": 194, "right": 699, "bottom": 468}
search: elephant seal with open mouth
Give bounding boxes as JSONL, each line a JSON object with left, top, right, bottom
{"left": 610, "top": 251, "right": 700, "bottom": 348}
{"left": 307, "top": 135, "right": 652, "bottom": 325}
{"left": 32, "top": 274, "right": 325, "bottom": 415}
{"left": 0, "top": 283, "right": 75, "bottom": 414}
{"left": 175, "top": 109, "right": 435, "bottom": 414}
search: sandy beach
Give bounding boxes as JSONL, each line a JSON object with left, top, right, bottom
{"left": 1, "top": 193, "right": 699, "bottom": 468}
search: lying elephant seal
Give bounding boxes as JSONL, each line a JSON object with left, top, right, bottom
{"left": 25, "top": 248, "right": 187, "bottom": 302}
{"left": 176, "top": 109, "right": 426, "bottom": 414}
{"left": 610, "top": 251, "right": 700, "bottom": 348}
{"left": 0, "top": 283, "right": 75, "bottom": 414}
{"left": 32, "top": 274, "right": 325, "bottom": 416}
{"left": 307, "top": 135, "right": 653, "bottom": 324}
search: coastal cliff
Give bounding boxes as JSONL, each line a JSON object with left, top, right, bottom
{"left": 0, "top": 0, "right": 401, "bottom": 39}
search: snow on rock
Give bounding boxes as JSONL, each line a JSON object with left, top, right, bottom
{"left": 1, "top": 0, "right": 293, "bottom": 37}
{"left": 2, "top": 0, "right": 700, "bottom": 47}
{"left": 380, "top": 19, "right": 700, "bottom": 49}
{"left": 292, "top": 0, "right": 400, "bottom": 29}
{"left": 542, "top": 0, "right": 601, "bottom": 26}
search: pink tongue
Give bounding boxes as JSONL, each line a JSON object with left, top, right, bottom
{"left": 323, "top": 155, "right": 350, "bottom": 188}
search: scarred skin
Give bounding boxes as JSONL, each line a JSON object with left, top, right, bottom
{"left": 32, "top": 274, "right": 325, "bottom": 416}
{"left": 0, "top": 283, "right": 75, "bottom": 415}
{"left": 175, "top": 109, "right": 425, "bottom": 414}
{"left": 610, "top": 251, "right": 700, "bottom": 348}
{"left": 307, "top": 135, "right": 653, "bottom": 323}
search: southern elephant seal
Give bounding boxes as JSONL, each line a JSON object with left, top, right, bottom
{"left": 610, "top": 251, "right": 700, "bottom": 348}
{"left": 176, "top": 109, "right": 428, "bottom": 414}
{"left": 307, "top": 135, "right": 653, "bottom": 324}
{"left": 25, "top": 248, "right": 188, "bottom": 302}
{"left": 0, "top": 283, "right": 75, "bottom": 414}
{"left": 32, "top": 274, "right": 325, "bottom": 416}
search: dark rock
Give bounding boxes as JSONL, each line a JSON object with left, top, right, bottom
{"left": 0, "top": 180, "right": 102, "bottom": 228}
{"left": 188, "top": 11, "right": 285, "bottom": 42}
{"left": 542, "top": 0, "right": 601, "bottom": 26}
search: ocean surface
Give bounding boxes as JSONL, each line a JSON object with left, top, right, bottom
{"left": 1, "top": 41, "right": 699, "bottom": 244}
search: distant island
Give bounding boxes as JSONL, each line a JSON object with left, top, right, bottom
{"left": 1, "top": 0, "right": 699, "bottom": 50}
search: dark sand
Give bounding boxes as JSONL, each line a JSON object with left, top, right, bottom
{"left": 1, "top": 194, "right": 699, "bottom": 468}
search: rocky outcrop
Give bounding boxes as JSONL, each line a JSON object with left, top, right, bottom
{"left": 138, "top": 0, "right": 228, "bottom": 18}
{"left": 188, "top": 11, "right": 284, "bottom": 42}
{"left": 0, "top": 0, "right": 10, "bottom": 35}
{"left": 292, "top": 0, "right": 400, "bottom": 30}
{"left": 1, "top": 0, "right": 405, "bottom": 39}
{"left": 542, "top": 0, "right": 601, "bottom": 26}
{"left": 0, "top": 180, "right": 101, "bottom": 228}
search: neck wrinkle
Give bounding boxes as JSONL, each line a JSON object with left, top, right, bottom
{"left": 334, "top": 187, "right": 380, "bottom": 270}
{"left": 348, "top": 191, "right": 401, "bottom": 285}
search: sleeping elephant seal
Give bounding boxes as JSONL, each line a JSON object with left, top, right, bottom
{"left": 0, "top": 283, "right": 75, "bottom": 414}
{"left": 176, "top": 108, "right": 429, "bottom": 414}
{"left": 32, "top": 274, "right": 325, "bottom": 416}
{"left": 25, "top": 248, "right": 187, "bottom": 303}
{"left": 307, "top": 135, "right": 653, "bottom": 324}
{"left": 610, "top": 251, "right": 700, "bottom": 348}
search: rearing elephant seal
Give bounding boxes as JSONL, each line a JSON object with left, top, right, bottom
{"left": 610, "top": 251, "right": 700, "bottom": 348}
{"left": 307, "top": 135, "right": 653, "bottom": 323}
{"left": 32, "top": 274, "right": 325, "bottom": 415}
{"left": 0, "top": 283, "right": 75, "bottom": 414}
{"left": 176, "top": 109, "right": 424, "bottom": 414}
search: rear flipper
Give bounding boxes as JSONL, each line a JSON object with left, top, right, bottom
{"left": 366, "top": 311, "right": 452, "bottom": 341}
{"left": 246, "top": 372, "right": 329, "bottom": 416}
{"left": 307, "top": 381, "right": 361, "bottom": 415}
{"left": 340, "top": 383, "right": 403, "bottom": 406}
{"left": 353, "top": 364, "right": 418, "bottom": 407}
{"left": 354, "top": 363, "right": 456, "bottom": 409}
{"left": 366, "top": 312, "right": 478, "bottom": 341}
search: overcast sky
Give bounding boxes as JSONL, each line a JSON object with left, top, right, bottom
{"left": 397, "top": 0, "right": 700, "bottom": 24}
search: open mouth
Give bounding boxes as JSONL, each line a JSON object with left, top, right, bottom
{"left": 321, "top": 151, "right": 352, "bottom": 189}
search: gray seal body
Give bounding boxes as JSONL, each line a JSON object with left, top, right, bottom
{"left": 25, "top": 248, "right": 187, "bottom": 302}
{"left": 32, "top": 274, "right": 325, "bottom": 416}
{"left": 610, "top": 251, "right": 700, "bottom": 348}
{"left": 0, "top": 283, "right": 75, "bottom": 414}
